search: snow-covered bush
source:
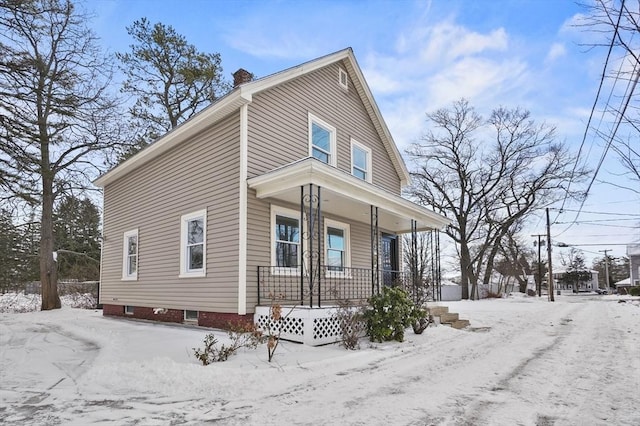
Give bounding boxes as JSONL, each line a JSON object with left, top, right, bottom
{"left": 363, "top": 286, "right": 424, "bottom": 342}
{"left": 0, "top": 291, "right": 97, "bottom": 313}
{"left": 193, "top": 321, "right": 263, "bottom": 365}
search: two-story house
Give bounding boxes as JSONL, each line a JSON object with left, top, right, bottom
{"left": 94, "top": 48, "right": 450, "bottom": 345}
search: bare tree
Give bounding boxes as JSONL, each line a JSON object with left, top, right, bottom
{"left": 0, "top": 0, "right": 121, "bottom": 309}
{"left": 578, "top": 0, "right": 639, "bottom": 190}
{"left": 407, "top": 100, "right": 587, "bottom": 299}
{"left": 116, "top": 18, "right": 230, "bottom": 159}
{"left": 402, "top": 231, "right": 435, "bottom": 303}
{"left": 494, "top": 224, "right": 533, "bottom": 294}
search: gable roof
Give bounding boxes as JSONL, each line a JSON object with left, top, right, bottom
{"left": 94, "top": 48, "right": 410, "bottom": 187}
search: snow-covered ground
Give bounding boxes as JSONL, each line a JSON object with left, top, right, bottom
{"left": 1, "top": 293, "right": 638, "bottom": 426}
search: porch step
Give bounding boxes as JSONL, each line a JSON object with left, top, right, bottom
{"left": 427, "top": 306, "right": 449, "bottom": 316}
{"left": 451, "top": 319, "right": 470, "bottom": 329}
{"left": 426, "top": 305, "right": 470, "bottom": 330}
{"left": 439, "top": 312, "right": 459, "bottom": 323}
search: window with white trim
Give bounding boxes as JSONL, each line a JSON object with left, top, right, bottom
{"left": 180, "top": 209, "right": 207, "bottom": 277}
{"left": 308, "top": 113, "right": 337, "bottom": 166}
{"left": 338, "top": 68, "right": 348, "bottom": 90}
{"left": 351, "top": 140, "right": 372, "bottom": 182}
{"left": 184, "top": 310, "right": 198, "bottom": 322}
{"left": 122, "top": 229, "right": 138, "bottom": 280}
{"left": 271, "top": 206, "right": 300, "bottom": 272}
{"left": 325, "top": 219, "right": 350, "bottom": 273}
{"left": 124, "top": 305, "right": 134, "bottom": 315}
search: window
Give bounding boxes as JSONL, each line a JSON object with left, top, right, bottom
{"left": 351, "top": 140, "right": 372, "bottom": 182}
{"left": 122, "top": 229, "right": 138, "bottom": 280}
{"left": 124, "top": 305, "right": 134, "bottom": 315}
{"left": 338, "top": 68, "right": 348, "bottom": 90}
{"left": 180, "top": 209, "right": 207, "bottom": 277}
{"left": 308, "top": 113, "right": 337, "bottom": 166}
{"left": 325, "top": 219, "right": 350, "bottom": 273}
{"left": 184, "top": 310, "right": 198, "bottom": 322}
{"left": 271, "top": 206, "right": 300, "bottom": 272}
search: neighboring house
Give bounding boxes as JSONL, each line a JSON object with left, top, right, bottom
{"left": 628, "top": 244, "right": 640, "bottom": 287}
{"left": 614, "top": 277, "right": 631, "bottom": 293}
{"left": 94, "top": 48, "right": 450, "bottom": 344}
{"left": 552, "top": 269, "right": 599, "bottom": 292}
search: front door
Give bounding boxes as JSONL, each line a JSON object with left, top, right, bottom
{"left": 381, "top": 234, "right": 398, "bottom": 286}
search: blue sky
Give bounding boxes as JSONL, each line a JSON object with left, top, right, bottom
{"left": 90, "top": 0, "right": 639, "bottom": 265}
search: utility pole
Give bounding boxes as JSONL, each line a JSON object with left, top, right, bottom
{"left": 599, "top": 249, "right": 611, "bottom": 290}
{"left": 532, "top": 234, "right": 546, "bottom": 297}
{"left": 546, "top": 208, "right": 554, "bottom": 302}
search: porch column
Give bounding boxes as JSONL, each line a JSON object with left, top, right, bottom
{"left": 370, "top": 205, "right": 379, "bottom": 295}
{"left": 430, "top": 230, "right": 442, "bottom": 301}
{"left": 411, "top": 219, "right": 418, "bottom": 304}
{"left": 301, "top": 184, "right": 322, "bottom": 307}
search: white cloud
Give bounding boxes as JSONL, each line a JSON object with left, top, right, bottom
{"left": 224, "top": 29, "right": 321, "bottom": 60}
{"left": 546, "top": 43, "right": 566, "bottom": 63}
{"left": 361, "top": 20, "right": 533, "bottom": 153}
{"left": 421, "top": 23, "right": 508, "bottom": 63}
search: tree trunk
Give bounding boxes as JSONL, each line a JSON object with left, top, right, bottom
{"left": 459, "top": 243, "right": 471, "bottom": 300}
{"left": 40, "top": 173, "right": 60, "bottom": 310}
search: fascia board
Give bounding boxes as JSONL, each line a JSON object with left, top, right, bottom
{"left": 248, "top": 159, "right": 450, "bottom": 229}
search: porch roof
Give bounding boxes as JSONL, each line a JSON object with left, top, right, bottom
{"left": 247, "top": 158, "right": 451, "bottom": 233}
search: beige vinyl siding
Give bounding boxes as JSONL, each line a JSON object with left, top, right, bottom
{"left": 100, "top": 112, "right": 241, "bottom": 313}
{"left": 245, "top": 189, "right": 271, "bottom": 311}
{"left": 245, "top": 194, "right": 392, "bottom": 309}
{"left": 247, "top": 61, "right": 402, "bottom": 194}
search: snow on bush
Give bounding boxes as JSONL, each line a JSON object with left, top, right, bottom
{"left": 0, "top": 291, "right": 97, "bottom": 313}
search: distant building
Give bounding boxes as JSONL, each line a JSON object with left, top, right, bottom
{"left": 552, "top": 269, "right": 599, "bottom": 292}
{"left": 627, "top": 244, "right": 640, "bottom": 287}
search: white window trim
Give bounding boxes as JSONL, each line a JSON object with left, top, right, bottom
{"left": 122, "top": 228, "right": 139, "bottom": 281}
{"left": 324, "top": 218, "right": 351, "bottom": 278}
{"left": 271, "top": 205, "right": 302, "bottom": 276}
{"left": 308, "top": 112, "right": 337, "bottom": 167}
{"left": 124, "top": 305, "right": 134, "bottom": 315}
{"left": 179, "top": 209, "right": 207, "bottom": 278}
{"left": 338, "top": 68, "right": 348, "bottom": 90}
{"left": 351, "top": 139, "right": 373, "bottom": 183}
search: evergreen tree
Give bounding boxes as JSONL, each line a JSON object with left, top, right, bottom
{"left": 0, "top": 209, "right": 20, "bottom": 293}
{"left": 53, "top": 195, "right": 101, "bottom": 281}
{"left": 560, "top": 249, "right": 592, "bottom": 293}
{"left": 116, "top": 18, "right": 230, "bottom": 159}
{"left": 0, "top": 0, "right": 121, "bottom": 309}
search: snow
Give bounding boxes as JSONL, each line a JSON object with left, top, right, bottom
{"left": 1, "top": 293, "right": 639, "bottom": 425}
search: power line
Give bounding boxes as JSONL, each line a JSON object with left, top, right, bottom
{"left": 556, "top": 0, "right": 626, "bottom": 222}
{"left": 552, "top": 208, "right": 640, "bottom": 216}
{"left": 555, "top": 218, "right": 639, "bottom": 223}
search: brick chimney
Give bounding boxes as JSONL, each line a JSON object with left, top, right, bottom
{"left": 233, "top": 68, "right": 254, "bottom": 87}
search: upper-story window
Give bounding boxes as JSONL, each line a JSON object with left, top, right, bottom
{"left": 308, "top": 113, "right": 337, "bottom": 167}
{"left": 180, "top": 209, "right": 207, "bottom": 278}
{"left": 122, "top": 228, "right": 138, "bottom": 280}
{"left": 351, "top": 139, "right": 372, "bottom": 183}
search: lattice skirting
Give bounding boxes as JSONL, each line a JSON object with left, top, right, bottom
{"left": 254, "top": 306, "right": 353, "bottom": 346}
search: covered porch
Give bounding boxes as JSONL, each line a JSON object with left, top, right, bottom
{"left": 248, "top": 158, "right": 449, "bottom": 345}
{"left": 248, "top": 157, "right": 450, "bottom": 308}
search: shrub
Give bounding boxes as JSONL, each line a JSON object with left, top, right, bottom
{"left": 485, "top": 291, "right": 502, "bottom": 299}
{"left": 335, "top": 299, "right": 366, "bottom": 350}
{"left": 629, "top": 287, "right": 640, "bottom": 296}
{"left": 193, "top": 321, "right": 263, "bottom": 365}
{"left": 364, "top": 286, "right": 423, "bottom": 342}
